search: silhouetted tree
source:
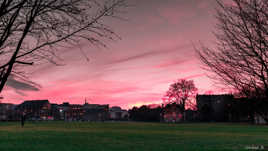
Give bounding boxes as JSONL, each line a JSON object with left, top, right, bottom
{"left": 196, "top": 0, "right": 268, "bottom": 122}
{"left": 0, "top": 0, "right": 127, "bottom": 92}
{"left": 164, "top": 79, "right": 197, "bottom": 121}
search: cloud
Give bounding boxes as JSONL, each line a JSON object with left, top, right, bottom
{"left": 108, "top": 44, "right": 190, "bottom": 65}
{"left": 153, "top": 59, "right": 190, "bottom": 68}
{"left": 6, "top": 75, "right": 41, "bottom": 92}
{"left": 1, "top": 0, "right": 222, "bottom": 108}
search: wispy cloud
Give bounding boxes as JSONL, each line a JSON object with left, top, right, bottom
{"left": 153, "top": 59, "right": 190, "bottom": 68}
{"left": 108, "top": 44, "right": 190, "bottom": 65}
{"left": 6, "top": 75, "right": 40, "bottom": 92}
{"left": 1, "top": 0, "right": 220, "bottom": 108}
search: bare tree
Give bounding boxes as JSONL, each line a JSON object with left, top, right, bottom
{"left": 163, "top": 79, "right": 198, "bottom": 120}
{"left": 0, "top": 0, "right": 128, "bottom": 92}
{"left": 197, "top": 0, "right": 268, "bottom": 121}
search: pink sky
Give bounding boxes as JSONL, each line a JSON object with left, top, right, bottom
{"left": 1, "top": 0, "right": 229, "bottom": 109}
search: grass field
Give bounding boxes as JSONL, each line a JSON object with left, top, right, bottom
{"left": 0, "top": 121, "right": 267, "bottom": 151}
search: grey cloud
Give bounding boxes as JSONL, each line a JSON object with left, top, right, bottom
{"left": 108, "top": 44, "right": 190, "bottom": 65}
{"left": 6, "top": 75, "right": 41, "bottom": 92}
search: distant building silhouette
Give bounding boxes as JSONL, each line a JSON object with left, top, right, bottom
{"left": 65, "top": 104, "right": 84, "bottom": 121}
{"left": 0, "top": 103, "right": 17, "bottom": 121}
{"left": 82, "top": 103, "right": 109, "bottom": 121}
{"left": 162, "top": 103, "right": 183, "bottom": 123}
{"left": 17, "top": 100, "right": 52, "bottom": 120}
{"left": 109, "top": 106, "right": 129, "bottom": 120}
{"left": 3, "top": 96, "right": 265, "bottom": 124}
{"left": 196, "top": 94, "right": 233, "bottom": 122}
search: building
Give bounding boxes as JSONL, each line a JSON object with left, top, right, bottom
{"left": 50, "top": 103, "right": 60, "bottom": 120}
{"left": 162, "top": 103, "right": 183, "bottom": 123}
{"left": 57, "top": 103, "right": 85, "bottom": 121}
{"left": 0, "top": 103, "right": 17, "bottom": 121}
{"left": 17, "top": 100, "right": 52, "bottom": 120}
{"left": 66, "top": 104, "right": 84, "bottom": 121}
{"left": 109, "top": 106, "right": 129, "bottom": 120}
{"left": 196, "top": 94, "right": 233, "bottom": 122}
{"left": 57, "top": 102, "right": 70, "bottom": 120}
{"left": 82, "top": 103, "right": 109, "bottom": 121}
{"left": 50, "top": 102, "right": 110, "bottom": 121}
{"left": 0, "top": 100, "right": 126, "bottom": 122}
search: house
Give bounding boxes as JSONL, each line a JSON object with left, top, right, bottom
{"left": 82, "top": 103, "right": 109, "bottom": 121}
{"left": 109, "top": 106, "right": 129, "bottom": 120}
{"left": 162, "top": 103, "right": 183, "bottom": 123}
{"left": 66, "top": 104, "right": 84, "bottom": 121}
{"left": 196, "top": 94, "right": 233, "bottom": 122}
{"left": 57, "top": 103, "right": 85, "bottom": 121}
{"left": 17, "top": 100, "right": 52, "bottom": 120}
{"left": 50, "top": 103, "right": 60, "bottom": 120}
{"left": 0, "top": 103, "right": 16, "bottom": 121}
{"left": 56, "top": 102, "right": 110, "bottom": 121}
{"left": 57, "top": 102, "right": 70, "bottom": 120}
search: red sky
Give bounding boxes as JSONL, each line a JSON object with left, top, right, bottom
{"left": 1, "top": 0, "right": 230, "bottom": 109}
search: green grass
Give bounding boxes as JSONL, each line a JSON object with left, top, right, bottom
{"left": 0, "top": 121, "right": 267, "bottom": 151}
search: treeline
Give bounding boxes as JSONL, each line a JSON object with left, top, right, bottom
{"left": 128, "top": 106, "right": 162, "bottom": 122}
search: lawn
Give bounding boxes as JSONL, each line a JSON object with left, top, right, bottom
{"left": 0, "top": 121, "right": 267, "bottom": 151}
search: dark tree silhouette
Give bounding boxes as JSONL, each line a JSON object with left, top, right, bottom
{"left": 129, "top": 105, "right": 162, "bottom": 122}
{"left": 164, "top": 79, "right": 197, "bottom": 121}
{"left": 0, "top": 0, "right": 128, "bottom": 92}
{"left": 197, "top": 0, "right": 268, "bottom": 122}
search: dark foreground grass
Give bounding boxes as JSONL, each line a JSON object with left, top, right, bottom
{"left": 0, "top": 121, "right": 267, "bottom": 151}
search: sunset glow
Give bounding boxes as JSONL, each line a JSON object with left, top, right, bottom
{"left": 1, "top": 0, "right": 227, "bottom": 109}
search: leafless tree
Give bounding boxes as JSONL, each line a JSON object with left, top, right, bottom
{"left": 0, "top": 0, "right": 128, "bottom": 92}
{"left": 163, "top": 79, "right": 198, "bottom": 120}
{"left": 197, "top": 0, "right": 268, "bottom": 121}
